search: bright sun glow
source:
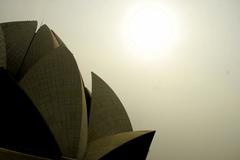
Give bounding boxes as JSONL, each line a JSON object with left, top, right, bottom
{"left": 123, "top": 4, "right": 179, "bottom": 57}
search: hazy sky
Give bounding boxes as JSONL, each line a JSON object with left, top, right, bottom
{"left": 1, "top": 0, "right": 240, "bottom": 159}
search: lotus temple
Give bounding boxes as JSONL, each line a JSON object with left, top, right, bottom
{"left": 0, "top": 21, "right": 155, "bottom": 160}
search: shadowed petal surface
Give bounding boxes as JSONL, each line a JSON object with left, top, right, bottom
{"left": 0, "top": 148, "right": 76, "bottom": 160}
{"left": 0, "top": 21, "right": 37, "bottom": 76}
{"left": 85, "top": 131, "right": 155, "bottom": 160}
{"left": 0, "top": 68, "right": 61, "bottom": 159}
{"left": 0, "top": 148, "right": 50, "bottom": 160}
{"left": 17, "top": 25, "right": 59, "bottom": 79}
{"left": 0, "top": 26, "right": 6, "bottom": 68}
{"left": 88, "top": 73, "right": 133, "bottom": 142}
{"left": 20, "top": 46, "right": 87, "bottom": 159}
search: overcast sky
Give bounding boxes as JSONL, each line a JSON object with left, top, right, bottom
{"left": 1, "top": 0, "right": 240, "bottom": 159}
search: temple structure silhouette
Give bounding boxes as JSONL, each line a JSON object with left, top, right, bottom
{"left": 0, "top": 21, "right": 155, "bottom": 160}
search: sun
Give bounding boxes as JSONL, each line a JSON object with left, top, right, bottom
{"left": 123, "top": 4, "right": 179, "bottom": 55}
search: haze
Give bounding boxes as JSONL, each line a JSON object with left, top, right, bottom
{"left": 1, "top": 0, "right": 240, "bottom": 159}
